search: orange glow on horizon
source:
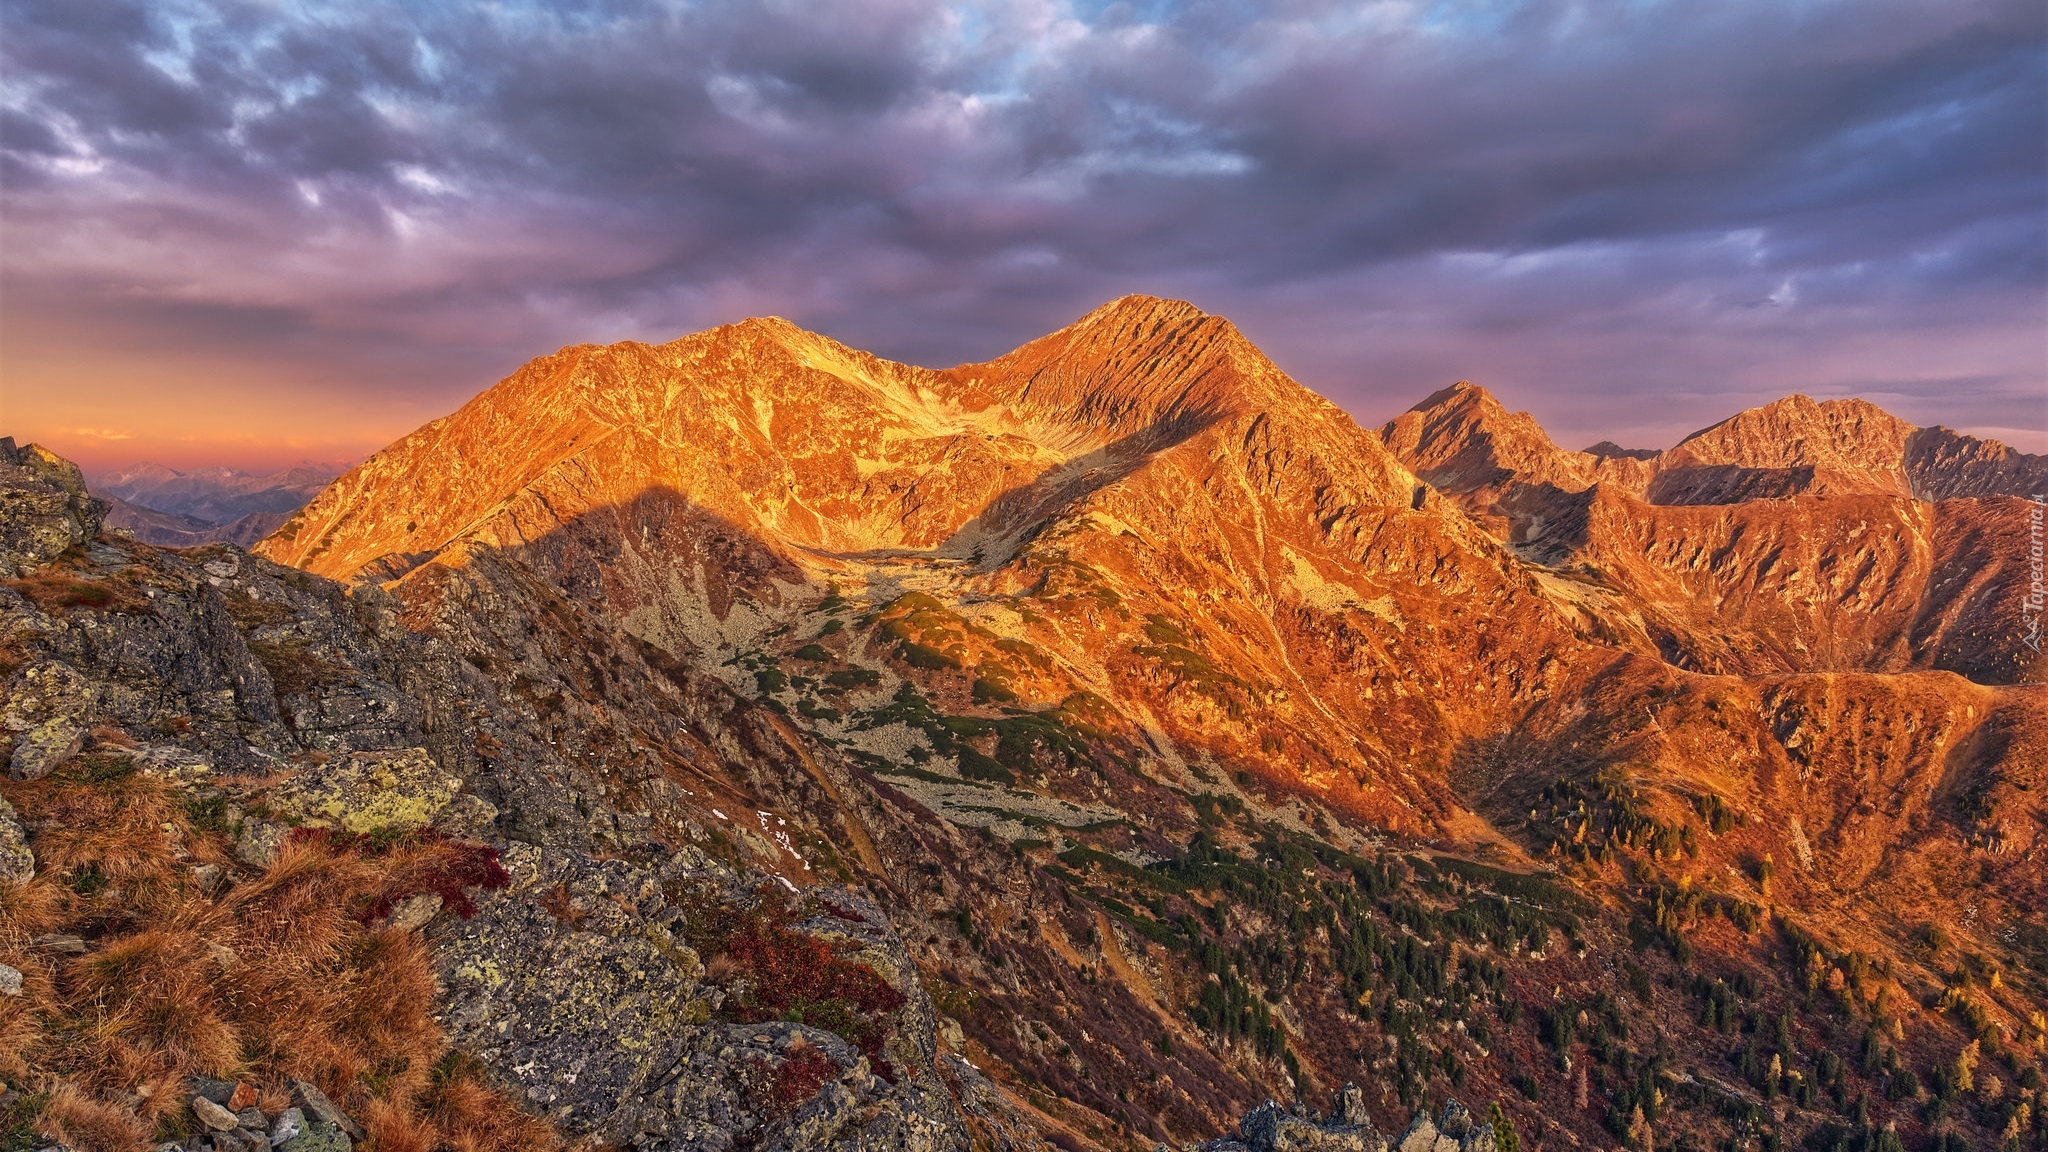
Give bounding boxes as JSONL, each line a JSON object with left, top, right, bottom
{"left": 1, "top": 309, "right": 459, "bottom": 475}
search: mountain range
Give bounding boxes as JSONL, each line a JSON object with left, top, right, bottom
{"left": 3, "top": 296, "right": 2042, "bottom": 1152}
{"left": 91, "top": 461, "right": 341, "bottom": 547}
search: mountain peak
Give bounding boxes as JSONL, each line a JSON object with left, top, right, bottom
{"left": 1670, "top": 394, "right": 1914, "bottom": 468}
{"left": 1409, "top": 380, "right": 1502, "bottom": 412}
{"left": 1069, "top": 293, "right": 1209, "bottom": 327}
{"left": 958, "top": 295, "right": 1269, "bottom": 442}
{"left": 1379, "top": 380, "right": 1592, "bottom": 496}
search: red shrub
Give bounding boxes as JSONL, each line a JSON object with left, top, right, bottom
{"left": 686, "top": 888, "right": 906, "bottom": 1067}
{"left": 771, "top": 1046, "right": 840, "bottom": 1110}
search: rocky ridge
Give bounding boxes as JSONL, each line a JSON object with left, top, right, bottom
{"left": 90, "top": 462, "right": 337, "bottom": 549}
{"left": 0, "top": 438, "right": 1034, "bottom": 1150}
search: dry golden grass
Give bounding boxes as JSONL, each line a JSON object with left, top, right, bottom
{"left": 0, "top": 759, "right": 559, "bottom": 1152}
{"left": 1, "top": 563, "right": 152, "bottom": 615}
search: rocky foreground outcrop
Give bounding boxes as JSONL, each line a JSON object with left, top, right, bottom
{"left": 0, "top": 437, "right": 108, "bottom": 579}
{"left": 0, "top": 444, "right": 1037, "bottom": 1151}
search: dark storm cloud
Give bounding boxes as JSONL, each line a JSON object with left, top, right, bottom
{"left": 2, "top": 0, "right": 2042, "bottom": 455}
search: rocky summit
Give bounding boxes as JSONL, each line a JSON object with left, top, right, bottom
{"left": 1, "top": 299, "right": 2044, "bottom": 1152}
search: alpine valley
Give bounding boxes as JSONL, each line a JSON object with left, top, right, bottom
{"left": 2, "top": 297, "right": 2042, "bottom": 1152}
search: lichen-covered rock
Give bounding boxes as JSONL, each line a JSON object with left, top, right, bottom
{"left": 437, "top": 842, "right": 974, "bottom": 1151}
{"left": 192, "top": 1096, "right": 239, "bottom": 1132}
{"left": 272, "top": 747, "right": 460, "bottom": 833}
{"left": 0, "top": 793, "right": 34, "bottom": 884}
{"left": 3, "top": 661, "right": 94, "bottom": 780}
{"left": 7, "top": 717, "right": 82, "bottom": 781}
{"left": 275, "top": 1119, "right": 350, "bottom": 1152}
{"left": 234, "top": 820, "right": 290, "bottom": 869}
{"left": 0, "top": 438, "right": 106, "bottom": 578}
{"left": 290, "top": 1079, "right": 362, "bottom": 1141}
{"left": 1333, "top": 1086, "right": 1370, "bottom": 1128}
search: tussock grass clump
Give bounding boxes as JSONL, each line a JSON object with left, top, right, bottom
{"left": 0, "top": 764, "right": 551, "bottom": 1152}
{"left": 2, "top": 553, "right": 154, "bottom": 615}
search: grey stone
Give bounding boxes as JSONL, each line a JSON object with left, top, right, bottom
{"left": 385, "top": 892, "right": 441, "bottom": 931}
{"left": 235, "top": 1106, "right": 268, "bottom": 1129}
{"left": 434, "top": 791, "right": 500, "bottom": 839}
{"left": 9, "top": 720, "right": 83, "bottom": 781}
{"left": 289, "top": 1081, "right": 362, "bottom": 1141}
{"left": 0, "top": 963, "right": 21, "bottom": 996}
{"left": 189, "top": 1078, "right": 237, "bottom": 1106}
{"left": 1437, "top": 1100, "right": 1474, "bottom": 1139}
{"left": 234, "top": 821, "right": 289, "bottom": 869}
{"left": 0, "top": 794, "right": 34, "bottom": 884}
{"left": 268, "top": 1108, "right": 305, "bottom": 1146}
{"left": 1397, "top": 1114, "right": 1455, "bottom": 1152}
{"left": 1335, "top": 1085, "right": 1369, "bottom": 1127}
{"left": 1237, "top": 1099, "right": 1383, "bottom": 1152}
{"left": 218, "top": 1130, "right": 274, "bottom": 1152}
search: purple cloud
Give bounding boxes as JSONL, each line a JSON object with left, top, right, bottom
{"left": 2, "top": 0, "right": 2041, "bottom": 465}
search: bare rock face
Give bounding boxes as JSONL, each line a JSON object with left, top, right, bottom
{"left": 1653, "top": 395, "right": 1919, "bottom": 501}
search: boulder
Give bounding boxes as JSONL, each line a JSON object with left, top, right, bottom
{"left": 234, "top": 821, "right": 290, "bottom": 869}
{"left": 289, "top": 1080, "right": 362, "bottom": 1141}
{"left": 189, "top": 1078, "right": 237, "bottom": 1106}
{"left": 272, "top": 748, "right": 461, "bottom": 835}
{"left": 1334, "top": 1085, "right": 1370, "bottom": 1127}
{"left": 0, "top": 437, "right": 107, "bottom": 579}
{"left": 268, "top": 1108, "right": 306, "bottom": 1146}
{"left": 3, "top": 663, "right": 94, "bottom": 781}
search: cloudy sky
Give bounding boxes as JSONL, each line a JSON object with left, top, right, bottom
{"left": 3, "top": 0, "right": 2043, "bottom": 472}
